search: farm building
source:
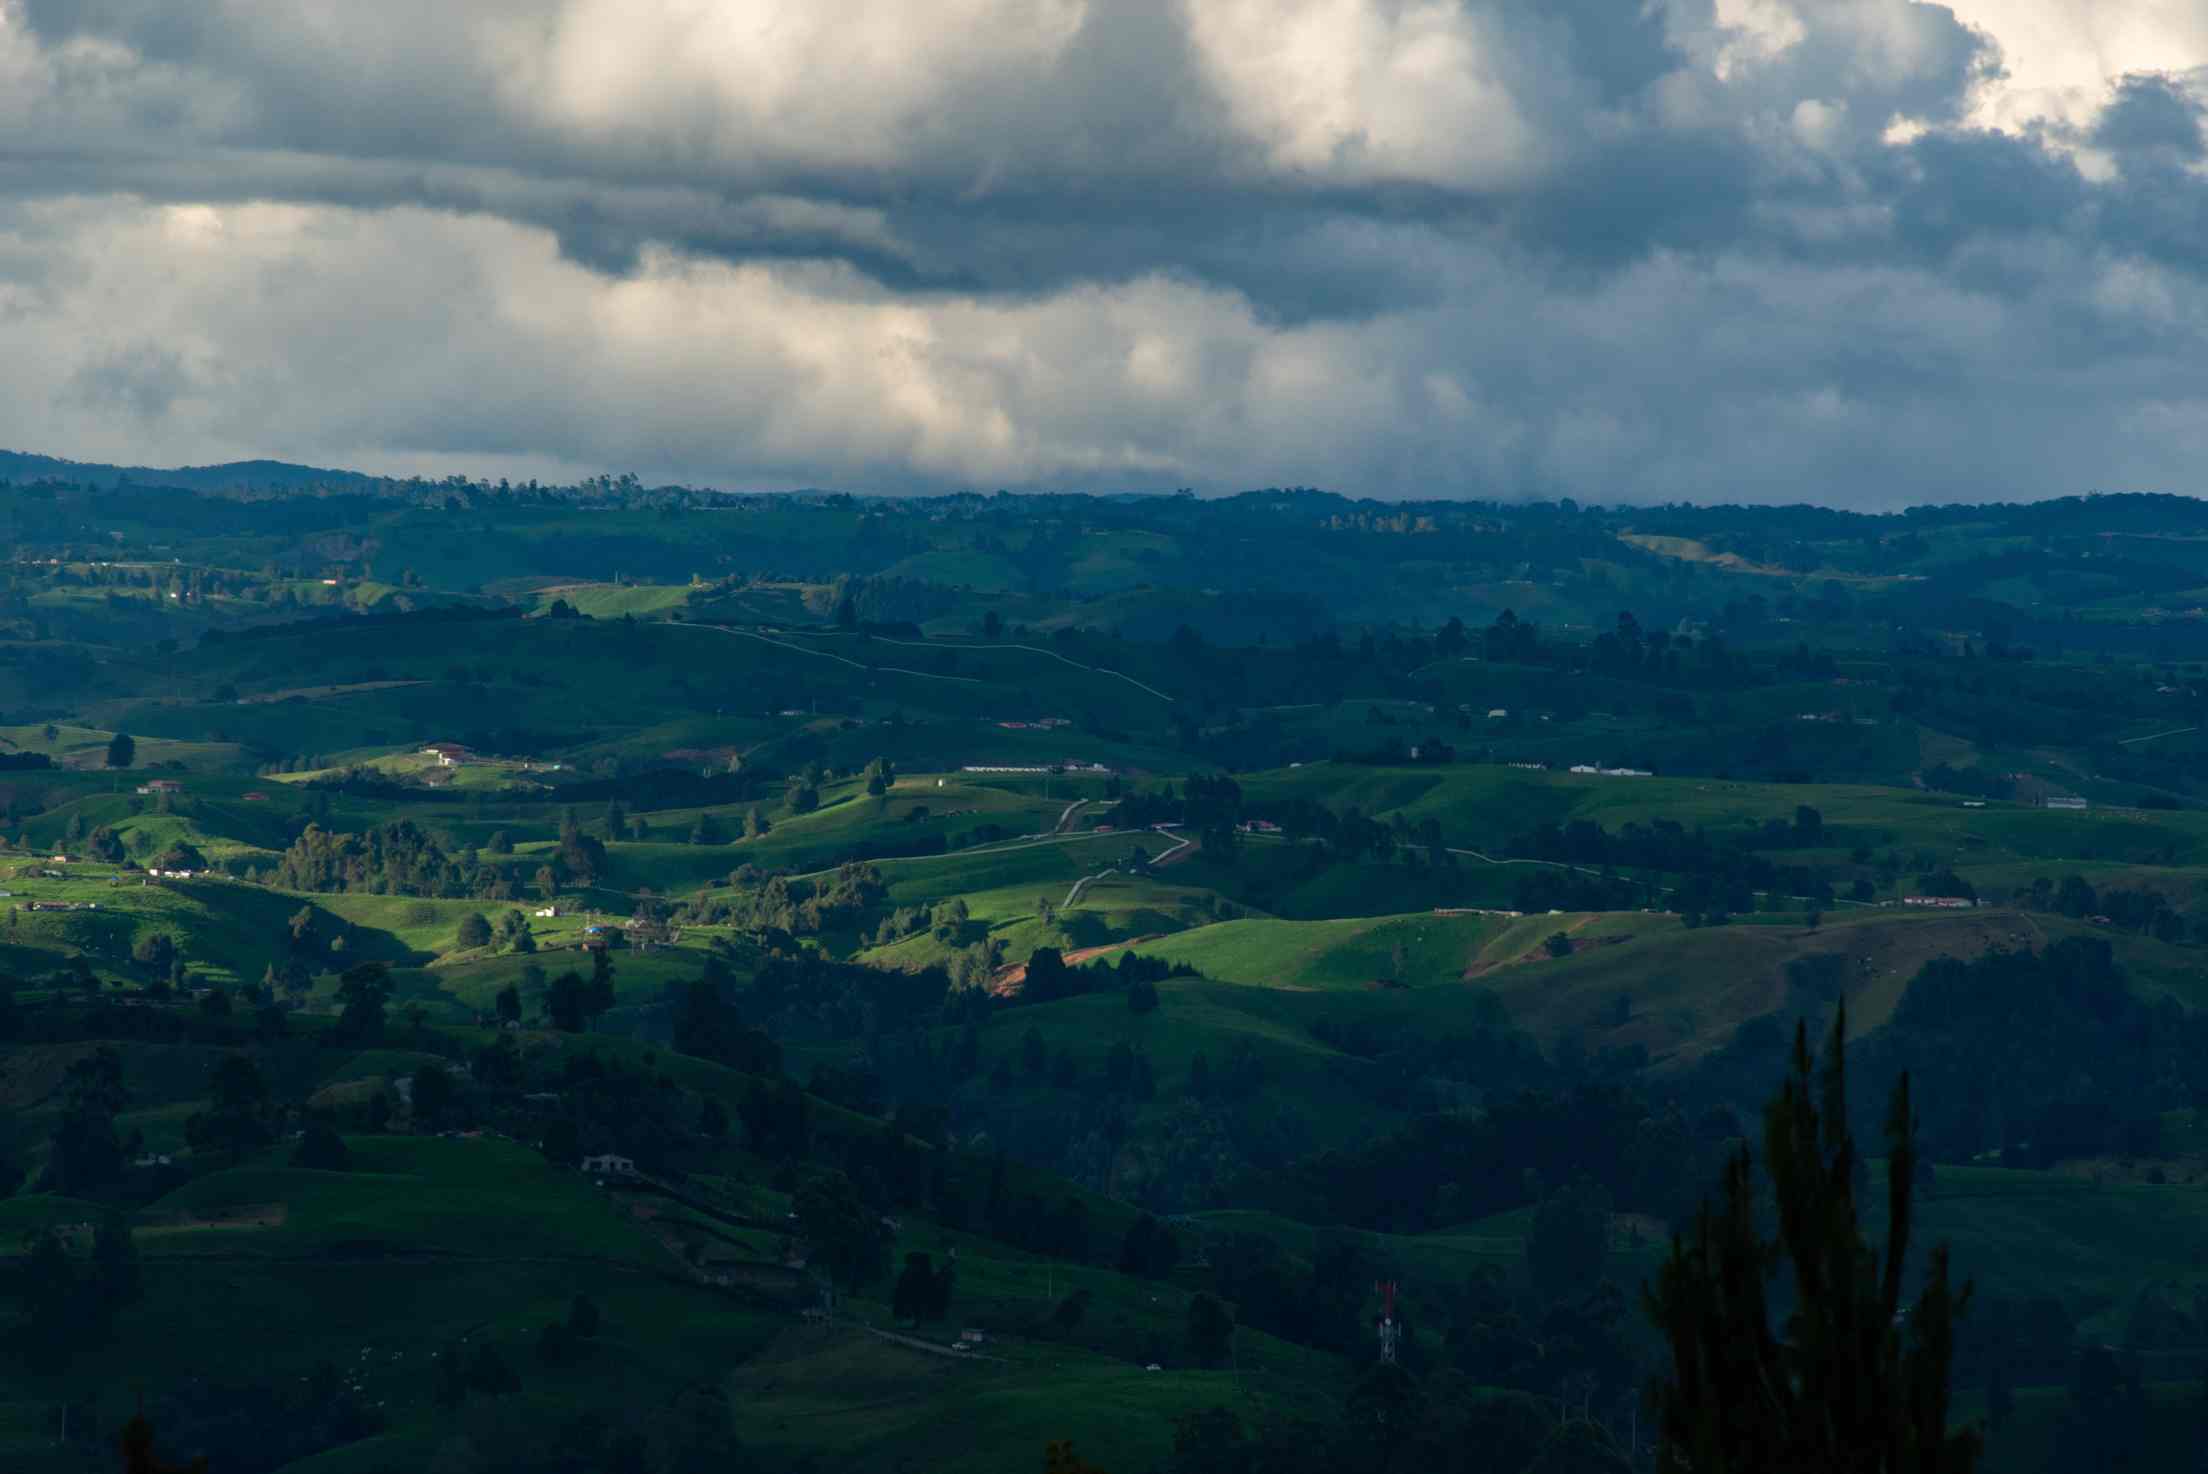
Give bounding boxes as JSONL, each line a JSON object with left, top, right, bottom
{"left": 581, "top": 1154, "right": 636, "bottom": 1178}
{"left": 421, "top": 742, "right": 473, "bottom": 766}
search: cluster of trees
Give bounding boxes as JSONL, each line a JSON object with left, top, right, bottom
{"left": 889, "top": 1251, "right": 957, "bottom": 1322}
{"left": 12, "top": 1220, "right": 144, "bottom": 1369}
{"left": 1253, "top": 1087, "right": 1715, "bottom": 1237}
{"left": 1506, "top": 813, "right": 1842, "bottom": 916}
{"left": 1850, "top": 939, "right": 2208, "bottom": 1167}
{"left": 536, "top": 1049, "right": 699, "bottom": 1177}
{"left": 264, "top": 811, "right": 612, "bottom": 900}
{"left": 43, "top": 1045, "right": 132, "bottom": 1195}
{"left": 802, "top": 574, "right": 958, "bottom": 629}
{"left": 737, "top": 946, "right": 950, "bottom": 1043}
{"left": 669, "top": 963, "right": 782, "bottom": 1076}
{"left": 2012, "top": 873, "right": 2194, "bottom": 941}
{"left": 1017, "top": 947, "right": 1196, "bottom": 1008}
{"left": 679, "top": 862, "right": 887, "bottom": 937}
{"left": 1110, "top": 773, "right": 1244, "bottom": 852}
{"left": 273, "top": 821, "right": 467, "bottom": 897}
{"left": 871, "top": 896, "right": 967, "bottom": 947}
{"left": 1308, "top": 997, "right": 1557, "bottom": 1115}
{"left": 1469, "top": 607, "right": 1758, "bottom": 690}
{"left": 455, "top": 908, "right": 537, "bottom": 954}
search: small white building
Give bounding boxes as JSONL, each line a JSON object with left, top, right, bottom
{"left": 581, "top": 1153, "right": 637, "bottom": 1178}
{"left": 2044, "top": 796, "right": 2089, "bottom": 811}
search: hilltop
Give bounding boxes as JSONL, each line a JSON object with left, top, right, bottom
{"left": 6, "top": 479, "right": 2208, "bottom": 1471}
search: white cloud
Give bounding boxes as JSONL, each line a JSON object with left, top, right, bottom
{"left": 7, "top": 194, "right": 2207, "bottom": 507}
{"left": 1942, "top": 0, "right": 2208, "bottom": 132}
{"left": 514, "top": 0, "right": 1092, "bottom": 171}
{"left": 1185, "top": 0, "right": 1555, "bottom": 186}
{"left": 0, "top": 0, "right": 2206, "bottom": 504}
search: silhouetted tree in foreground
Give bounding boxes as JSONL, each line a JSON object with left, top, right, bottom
{"left": 1646, "top": 1006, "right": 1980, "bottom": 1474}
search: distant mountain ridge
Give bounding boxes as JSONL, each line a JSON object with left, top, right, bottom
{"left": 0, "top": 448, "right": 390, "bottom": 492}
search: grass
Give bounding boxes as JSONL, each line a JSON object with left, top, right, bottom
{"left": 276, "top": 749, "right": 558, "bottom": 794}
{"left": 408, "top": 946, "right": 714, "bottom": 1020}
{"left": 554, "top": 776, "right": 1071, "bottom": 894}
{"left": 0, "top": 725, "right": 247, "bottom": 775}
{"left": 1125, "top": 913, "right": 1516, "bottom": 991}
{"left": 21, "top": 1257, "right": 783, "bottom": 1468}
{"left": 0, "top": 868, "right": 401, "bottom": 988}
{"left": 730, "top": 1327, "right": 1251, "bottom": 1474}
{"left": 1451, "top": 906, "right": 2050, "bottom": 1063}
{"left": 1914, "top": 1170, "right": 2208, "bottom": 1341}
{"left": 526, "top": 582, "right": 695, "bottom": 619}
{"left": 139, "top": 1135, "right": 658, "bottom": 1263}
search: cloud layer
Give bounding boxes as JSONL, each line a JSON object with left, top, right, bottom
{"left": 1, "top": 0, "right": 2206, "bottom": 503}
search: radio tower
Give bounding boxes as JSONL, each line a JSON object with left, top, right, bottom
{"left": 1375, "top": 1280, "right": 1401, "bottom": 1365}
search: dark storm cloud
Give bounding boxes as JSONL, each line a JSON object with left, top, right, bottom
{"left": 2, "top": 0, "right": 2181, "bottom": 308}
{"left": 0, "top": 0, "right": 1773, "bottom": 301}
{"left": 2094, "top": 73, "right": 2207, "bottom": 157}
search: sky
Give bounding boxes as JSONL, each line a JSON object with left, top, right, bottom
{"left": 1, "top": 0, "right": 2205, "bottom": 505}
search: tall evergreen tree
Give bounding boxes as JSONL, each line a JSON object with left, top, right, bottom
{"left": 1646, "top": 1006, "right": 1979, "bottom": 1473}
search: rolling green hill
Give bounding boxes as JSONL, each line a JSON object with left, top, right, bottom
{"left": 20, "top": 485, "right": 2208, "bottom": 1473}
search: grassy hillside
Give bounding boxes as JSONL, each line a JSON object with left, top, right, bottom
{"left": 1125, "top": 913, "right": 1517, "bottom": 991}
